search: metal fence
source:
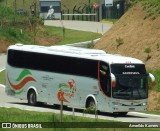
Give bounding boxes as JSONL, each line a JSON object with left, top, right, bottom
{"left": 102, "top": 0, "right": 125, "bottom": 19}
{"left": 61, "top": 6, "right": 100, "bottom": 21}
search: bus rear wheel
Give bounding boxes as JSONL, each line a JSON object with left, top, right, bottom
{"left": 28, "top": 90, "right": 37, "bottom": 106}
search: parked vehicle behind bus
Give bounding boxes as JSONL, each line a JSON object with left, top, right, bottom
{"left": 5, "top": 44, "right": 155, "bottom": 115}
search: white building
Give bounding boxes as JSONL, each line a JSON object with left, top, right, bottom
{"left": 39, "top": 0, "right": 61, "bottom": 19}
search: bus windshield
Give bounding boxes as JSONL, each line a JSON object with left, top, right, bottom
{"left": 111, "top": 64, "right": 148, "bottom": 100}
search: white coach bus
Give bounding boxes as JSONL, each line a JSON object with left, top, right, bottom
{"left": 5, "top": 44, "right": 155, "bottom": 115}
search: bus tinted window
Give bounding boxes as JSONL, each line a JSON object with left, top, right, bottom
{"left": 8, "top": 50, "right": 98, "bottom": 78}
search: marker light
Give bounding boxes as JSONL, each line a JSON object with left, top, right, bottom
{"left": 149, "top": 73, "right": 156, "bottom": 87}
{"left": 111, "top": 73, "right": 116, "bottom": 87}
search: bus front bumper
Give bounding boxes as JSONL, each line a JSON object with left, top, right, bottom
{"left": 112, "top": 102, "right": 148, "bottom": 112}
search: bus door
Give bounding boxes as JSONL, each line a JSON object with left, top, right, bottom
{"left": 98, "top": 61, "right": 111, "bottom": 109}
{"left": 99, "top": 61, "right": 111, "bottom": 97}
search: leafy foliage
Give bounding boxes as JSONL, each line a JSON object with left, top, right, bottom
{"left": 116, "top": 37, "right": 124, "bottom": 49}
{"left": 127, "top": 0, "right": 160, "bottom": 18}
{"left": 144, "top": 47, "right": 151, "bottom": 61}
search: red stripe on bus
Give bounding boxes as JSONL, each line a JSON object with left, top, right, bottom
{"left": 7, "top": 75, "right": 36, "bottom": 90}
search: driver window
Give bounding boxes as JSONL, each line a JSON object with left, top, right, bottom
{"left": 100, "top": 63, "right": 109, "bottom": 76}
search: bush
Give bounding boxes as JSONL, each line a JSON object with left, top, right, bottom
{"left": 116, "top": 37, "right": 124, "bottom": 49}
{"left": 144, "top": 47, "right": 151, "bottom": 61}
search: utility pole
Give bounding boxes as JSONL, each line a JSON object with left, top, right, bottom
{"left": 23, "top": 0, "right": 25, "bottom": 10}
{"left": 88, "top": 0, "right": 91, "bottom": 14}
{"left": 13, "top": 0, "right": 17, "bottom": 24}
{"left": 88, "top": 0, "right": 91, "bottom": 9}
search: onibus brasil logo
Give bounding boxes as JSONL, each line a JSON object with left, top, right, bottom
{"left": 7, "top": 69, "right": 36, "bottom": 94}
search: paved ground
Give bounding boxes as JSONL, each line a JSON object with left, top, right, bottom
{"left": 44, "top": 20, "right": 112, "bottom": 34}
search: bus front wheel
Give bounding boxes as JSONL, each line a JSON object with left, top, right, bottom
{"left": 28, "top": 90, "right": 37, "bottom": 106}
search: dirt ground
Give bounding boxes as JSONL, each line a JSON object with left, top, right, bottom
{"left": 0, "top": 34, "right": 60, "bottom": 52}
{"left": 148, "top": 90, "right": 160, "bottom": 111}
{"left": 94, "top": 4, "right": 160, "bottom": 111}
{"left": 0, "top": 39, "right": 12, "bottom": 53}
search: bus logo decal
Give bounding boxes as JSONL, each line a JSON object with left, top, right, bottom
{"left": 57, "top": 79, "right": 76, "bottom": 103}
{"left": 7, "top": 69, "right": 36, "bottom": 90}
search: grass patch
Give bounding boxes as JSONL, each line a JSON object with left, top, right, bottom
{"left": 0, "top": 25, "right": 101, "bottom": 46}
{"left": 129, "top": 0, "right": 160, "bottom": 18}
{"left": 148, "top": 69, "right": 160, "bottom": 92}
{"left": 0, "top": 107, "right": 112, "bottom": 122}
{"left": 43, "top": 26, "right": 102, "bottom": 45}
{"left": 0, "top": 108, "right": 160, "bottom": 131}
{"left": 0, "top": 107, "right": 118, "bottom": 131}
{"left": 0, "top": 70, "right": 5, "bottom": 85}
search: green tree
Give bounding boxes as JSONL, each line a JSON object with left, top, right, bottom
{"left": 0, "top": 4, "right": 14, "bottom": 27}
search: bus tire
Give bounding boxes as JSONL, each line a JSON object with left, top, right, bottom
{"left": 28, "top": 90, "right": 37, "bottom": 106}
{"left": 86, "top": 98, "right": 96, "bottom": 110}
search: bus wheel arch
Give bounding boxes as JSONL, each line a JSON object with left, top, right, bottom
{"left": 85, "top": 95, "right": 97, "bottom": 108}
{"left": 27, "top": 88, "right": 37, "bottom": 106}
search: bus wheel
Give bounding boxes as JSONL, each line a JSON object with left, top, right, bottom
{"left": 86, "top": 98, "right": 96, "bottom": 113}
{"left": 28, "top": 90, "right": 37, "bottom": 106}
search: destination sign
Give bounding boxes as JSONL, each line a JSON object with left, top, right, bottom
{"left": 111, "top": 64, "right": 147, "bottom": 75}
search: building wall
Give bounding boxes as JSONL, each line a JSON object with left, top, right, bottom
{"left": 39, "top": 0, "right": 61, "bottom": 19}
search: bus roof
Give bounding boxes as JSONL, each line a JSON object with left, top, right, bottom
{"left": 8, "top": 44, "right": 143, "bottom": 64}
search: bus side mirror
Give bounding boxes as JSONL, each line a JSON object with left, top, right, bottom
{"left": 111, "top": 73, "right": 116, "bottom": 87}
{"left": 149, "top": 73, "right": 156, "bottom": 87}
